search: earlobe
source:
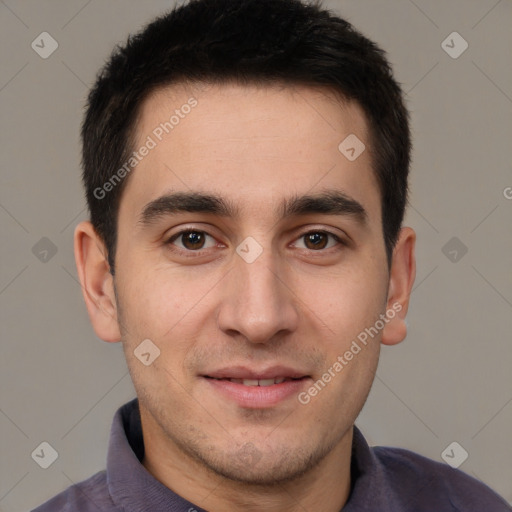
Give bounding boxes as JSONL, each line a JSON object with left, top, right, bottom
{"left": 381, "top": 227, "right": 416, "bottom": 346}
{"left": 74, "top": 221, "right": 122, "bottom": 343}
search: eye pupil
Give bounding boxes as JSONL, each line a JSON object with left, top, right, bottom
{"left": 305, "top": 232, "right": 327, "bottom": 250}
{"left": 183, "top": 231, "right": 205, "bottom": 249}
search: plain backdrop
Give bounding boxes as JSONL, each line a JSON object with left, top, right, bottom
{"left": 1, "top": 1, "right": 511, "bottom": 510}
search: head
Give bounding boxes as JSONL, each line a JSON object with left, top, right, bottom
{"left": 75, "top": 0, "right": 415, "bottom": 491}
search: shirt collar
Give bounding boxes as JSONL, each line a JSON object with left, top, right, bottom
{"left": 344, "top": 425, "right": 396, "bottom": 511}
{"left": 106, "top": 398, "right": 208, "bottom": 512}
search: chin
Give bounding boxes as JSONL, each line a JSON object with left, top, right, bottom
{"left": 189, "top": 441, "right": 328, "bottom": 487}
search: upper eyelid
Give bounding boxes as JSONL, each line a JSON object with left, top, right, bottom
{"left": 167, "top": 227, "right": 219, "bottom": 241}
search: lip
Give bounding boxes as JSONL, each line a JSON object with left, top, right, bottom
{"left": 203, "top": 365, "right": 309, "bottom": 380}
{"left": 201, "top": 365, "right": 311, "bottom": 408}
{"left": 203, "top": 377, "right": 310, "bottom": 408}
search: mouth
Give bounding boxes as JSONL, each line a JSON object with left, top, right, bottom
{"left": 204, "top": 376, "right": 307, "bottom": 386}
{"left": 201, "top": 367, "right": 311, "bottom": 408}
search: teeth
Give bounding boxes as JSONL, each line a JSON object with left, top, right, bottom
{"left": 243, "top": 379, "right": 259, "bottom": 386}
{"left": 226, "top": 377, "right": 291, "bottom": 386}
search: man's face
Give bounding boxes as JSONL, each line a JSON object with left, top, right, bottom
{"left": 113, "top": 83, "right": 391, "bottom": 483}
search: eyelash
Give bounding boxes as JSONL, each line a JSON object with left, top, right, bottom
{"left": 164, "top": 228, "right": 346, "bottom": 257}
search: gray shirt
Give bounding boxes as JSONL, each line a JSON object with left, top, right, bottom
{"left": 32, "top": 398, "right": 510, "bottom": 511}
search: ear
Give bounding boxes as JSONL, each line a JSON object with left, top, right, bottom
{"left": 381, "top": 227, "right": 416, "bottom": 346}
{"left": 74, "top": 221, "right": 121, "bottom": 343}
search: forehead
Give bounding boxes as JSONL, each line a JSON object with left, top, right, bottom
{"left": 120, "top": 82, "right": 380, "bottom": 224}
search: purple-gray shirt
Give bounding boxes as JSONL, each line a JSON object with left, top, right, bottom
{"left": 32, "top": 398, "right": 510, "bottom": 511}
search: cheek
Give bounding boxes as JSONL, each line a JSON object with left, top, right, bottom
{"left": 116, "top": 261, "right": 220, "bottom": 347}
{"left": 302, "top": 269, "right": 385, "bottom": 403}
{"left": 116, "top": 271, "right": 209, "bottom": 399}
{"left": 300, "top": 264, "right": 387, "bottom": 342}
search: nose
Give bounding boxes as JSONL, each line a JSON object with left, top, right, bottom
{"left": 216, "top": 249, "right": 300, "bottom": 345}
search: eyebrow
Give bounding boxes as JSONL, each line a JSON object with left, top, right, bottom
{"left": 138, "top": 189, "right": 367, "bottom": 227}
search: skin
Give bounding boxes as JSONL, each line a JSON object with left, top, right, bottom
{"left": 74, "top": 83, "right": 416, "bottom": 512}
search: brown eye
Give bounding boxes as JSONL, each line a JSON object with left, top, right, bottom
{"left": 304, "top": 232, "right": 328, "bottom": 250}
{"left": 168, "top": 230, "right": 216, "bottom": 251}
{"left": 181, "top": 231, "right": 205, "bottom": 249}
{"left": 294, "top": 231, "right": 343, "bottom": 251}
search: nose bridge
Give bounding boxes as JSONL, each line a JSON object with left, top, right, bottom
{"left": 241, "top": 251, "right": 281, "bottom": 308}
{"left": 217, "top": 245, "right": 298, "bottom": 343}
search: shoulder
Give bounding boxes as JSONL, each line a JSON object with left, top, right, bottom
{"left": 31, "top": 470, "right": 116, "bottom": 512}
{"left": 373, "top": 445, "right": 511, "bottom": 511}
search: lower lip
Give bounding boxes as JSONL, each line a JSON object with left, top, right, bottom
{"left": 203, "top": 377, "right": 310, "bottom": 408}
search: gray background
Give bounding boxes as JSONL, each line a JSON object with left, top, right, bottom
{"left": 1, "top": 0, "right": 511, "bottom": 510}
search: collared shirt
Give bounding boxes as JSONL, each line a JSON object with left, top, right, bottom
{"left": 32, "top": 398, "right": 510, "bottom": 511}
